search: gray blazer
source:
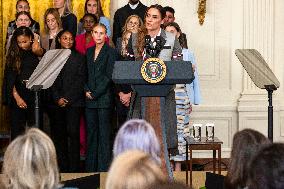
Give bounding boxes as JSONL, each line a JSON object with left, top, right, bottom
{"left": 130, "top": 29, "right": 182, "bottom": 150}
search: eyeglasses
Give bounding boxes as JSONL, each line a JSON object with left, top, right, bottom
{"left": 17, "top": 18, "right": 30, "bottom": 22}
{"left": 128, "top": 21, "right": 139, "bottom": 26}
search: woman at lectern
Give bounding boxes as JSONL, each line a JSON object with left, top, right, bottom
{"left": 49, "top": 29, "right": 87, "bottom": 172}
{"left": 2, "top": 26, "right": 43, "bottom": 140}
{"left": 85, "top": 23, "right": 118, "bottom": 172}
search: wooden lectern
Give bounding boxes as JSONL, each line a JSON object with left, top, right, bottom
{"left": 112, "top": 60, "right": 194, "bottom": 176}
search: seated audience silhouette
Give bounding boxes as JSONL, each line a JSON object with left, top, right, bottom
{"left": 248, "top": 143, "right": 284, "bottom": 189}
{"left": 2, "top": 128, "right": 61, "bottom": 189}
{"left": 113, "top": 119, "right": 161, "bottom": 164}
{"left": 105, "top": 150, "right": 167, "bottom": 189}
{"left": 225, "top": 129, "right": 270, "bottom": 189}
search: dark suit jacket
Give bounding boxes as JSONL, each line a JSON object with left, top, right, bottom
{"left": 61, "top": 13, "right": 77, "bottom": 36}
{"left": 85, "top": 44, "right": 118, "bottom": 108}
{"left": 52, "top": 50, "right": 86, "bottom": 107}
{"left": 112, "top": 2, "right": 147, "bottom": 46}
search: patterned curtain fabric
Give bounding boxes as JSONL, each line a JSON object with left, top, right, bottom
{"left": 0, "top": 0, "right": 111, "bottom": 131}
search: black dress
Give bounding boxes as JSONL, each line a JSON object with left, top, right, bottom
{"left": 2, "top": 50, "right": 39, "bottom": 139}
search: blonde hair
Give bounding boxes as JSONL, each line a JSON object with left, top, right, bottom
{"left": 106, "top": 150, "right": 167, "bottom": 189}
{"left": 61, "top": 0, "right": 73, "bottom": 16}
{"left": 2, "top": 128, "right": 61, "bottom": 189}
{"left": 121, "top": 30, "right": 132, "bottom": 56}
{"left": 122, "top": 15, "right": 146, "bottom": 59}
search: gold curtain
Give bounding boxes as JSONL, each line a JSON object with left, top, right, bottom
{"left": 0, "top": 0, "right": 111, "bottom": 132}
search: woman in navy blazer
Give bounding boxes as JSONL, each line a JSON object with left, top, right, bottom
{"left": 85, "top": 23, "right": 118, "bottom": 172}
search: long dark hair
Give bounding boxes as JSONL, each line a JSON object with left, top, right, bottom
{"left": 55, "top": 29, "right": 75, "bottom": 50}
{"left": 225, "top": 129, "right": 270, "bottom": 189}
{"left": 6, "top": 26, "right": 34, "bottom": 73}
{"left": 84, "top": 0, "right": 105, "bottom": 18}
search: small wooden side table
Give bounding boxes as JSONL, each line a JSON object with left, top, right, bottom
{"left": 184, "top": 137, "right": 223, "bottom": 187}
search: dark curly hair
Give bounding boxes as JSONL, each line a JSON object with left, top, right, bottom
{"left": 6, "top": 26, "right": 34, "bottom": 73}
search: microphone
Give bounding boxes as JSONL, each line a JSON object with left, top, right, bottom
{"left": 144, "top": 35, "right": 165, "bottom": 58}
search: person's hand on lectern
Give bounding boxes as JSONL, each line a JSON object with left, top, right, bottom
{"left": 86, "top": 91, "right": 93, "bottom": 100}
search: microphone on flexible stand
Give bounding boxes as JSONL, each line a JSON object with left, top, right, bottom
{"left": 144, "top": 35, "right": 165, "bottom": 58}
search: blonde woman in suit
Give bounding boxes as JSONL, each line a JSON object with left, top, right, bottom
{"left": 85, "top": 23, "right": 119, "bottom": 172}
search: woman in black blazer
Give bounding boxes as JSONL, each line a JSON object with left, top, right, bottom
{"left": 85, "top": 23, "right": 118, "bottom": 172}
{"left": 50, "top": 29, "right": 86, "bottom": 172}
{"left": 53, "top": 0, "right": 77, "bottom": 36}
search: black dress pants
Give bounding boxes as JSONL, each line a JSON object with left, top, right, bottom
{"left": 10, "top": 105, "right": 35, "bottom": 140}
{"left": 50, "top": 106, "right": 81, "bottom": 172}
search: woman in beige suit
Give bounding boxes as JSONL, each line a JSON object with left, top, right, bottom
{"left": 41, "top": 8, "right": 62, "bottom": 51}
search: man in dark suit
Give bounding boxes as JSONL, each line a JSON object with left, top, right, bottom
{"left": 112, "top": 0, "right": 147, "bottom": 46}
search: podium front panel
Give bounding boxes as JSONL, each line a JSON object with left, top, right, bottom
{"left": 112, "top": 61, "right": 194, "bottom": 85}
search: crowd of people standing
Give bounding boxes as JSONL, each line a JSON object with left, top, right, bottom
{"left": 2, "top": 0, "right": 201, "bottom": 173}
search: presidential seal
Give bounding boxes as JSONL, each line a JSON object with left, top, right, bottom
{"left": 141, "top": 58, "right": 167, "bottom": 84}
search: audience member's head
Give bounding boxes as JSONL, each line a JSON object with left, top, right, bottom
{"left": 225, "top": 129, "right": 270, "bottom": 189}
{"left": 84, "top": 0, "right": 105, "bottom": 17}
{"left": 128, "top": 0, "right": 139, "bottom": 5}
{"left": 164, "top": 22, "right": 188, "bottom": 49}
{"left": 113, "top": 119, "right": 161, "bottom": 164}
{"left": 53, "top": 0, "right": 73, "bottom": 15}
{"left": 56, "top": 29, "right": 75, "bottom": 49}
{"left": 248, "top": 143, "right": 284, "bottom": 189}
{"left": 82, "top": 13, "right": 98, "bottom": 33}
{"left": 148, "top": 181, "right": 192, "bottom": 189}
{"left": 2, "top": 128, "right": 61, "bottom": 189}
{"left": 121, "top": 15, "right": 146, "bottom": 58}
{"left": 163, "top": 6, "right": 175, "bottom": 24}
{"left": 106, "top": 150, "right": 167, "bottom": 189}
{"left": 15, "top": 11, "right": 32, "bottom": 28}
{"left": 43, "top": 8, "right": 62, "bottom": 35}
{"left": 16, "top": 0, "right": 30, "bottom": 13}
{"left": 92, "top": 23, "right": 107, "bottom": 45}
{"left": 145, "top": 4, "right": 165, "bottom": 35}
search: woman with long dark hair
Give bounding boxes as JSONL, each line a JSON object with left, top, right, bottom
{"left": 225, "top": 129, "right": 270, "bottom": 189}
{"left": 2, "top": 26, "right": 43, "bottom": 140}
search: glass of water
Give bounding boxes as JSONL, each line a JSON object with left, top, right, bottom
{"left": 206, "top": 123, "right": 215, "bottom": 141}
{"left": 193, "top": 124, "right": 202, "bottom": 141}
